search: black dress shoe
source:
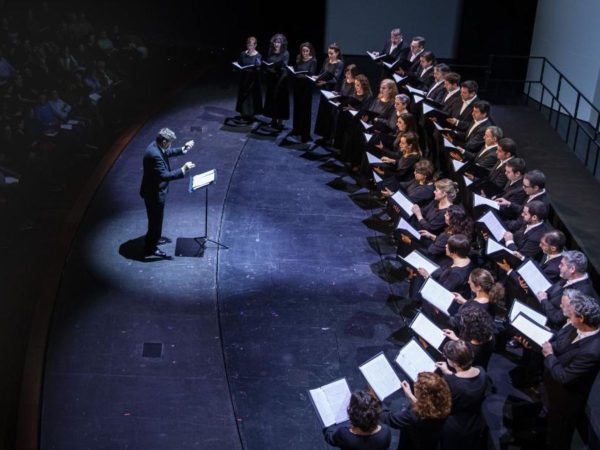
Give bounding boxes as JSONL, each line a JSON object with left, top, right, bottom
{"left": 145, "top": 249, "right": 172, "bottom": 259}
{"left": 157, "top": 237, "right": 172, "bottom": 245}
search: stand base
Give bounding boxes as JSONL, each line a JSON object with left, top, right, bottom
{"left": 174, "top": 236, "right": 229, "bottom": 258}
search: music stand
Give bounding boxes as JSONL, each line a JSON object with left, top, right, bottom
{"left": 189, "top": 169, "right": 229, "bottom": 256}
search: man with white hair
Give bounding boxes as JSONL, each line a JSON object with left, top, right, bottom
{"left": 139, "top": 128, "right": 195, "bottom": 258}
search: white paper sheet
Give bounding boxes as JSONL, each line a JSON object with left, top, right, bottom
{"left": 401, "top": 250, "right": 439, "bottom": 275}
{"left": 309, "top": 378, "right": 351, "bottom": 427}
{"left": 463, "top": 175, "right": 473, "bottom": 187}
{"left": 363, "top": 133, "right": 373, "bottom": 143}
{"left": 190, "top": 169, "right": 216, "bottom": 191}
{"left": 486, "top": 238, "right": 513, "bottom": 256}
{"left": 473, "top": 192, "right": 500, "bottom": 210}
{"left": 452, "top": 159, "right": 466, "bottom": 172}
{"left": 517, "top": 260, "right": 552, "bottom": 294}
{"left": 410, "top": 312, "right": 446, "bottom": 349}
{"left": 396, "top": 218, "right": 421, "bottom": 240}
{"left": 477, "top": 210, "right": 507, "bottom": 242}
{"left": 511, "top": 313, "right": 553, "bottom": 347}
{"left": 390, "top": 190, "right": 414, "bottom": 216}
{"left": 420, "top": 277, "right": 454, "bottom": 315}
{"left": 359, "top": 353, "right": 401, "bottom": 400}
{"left": 395, "top": 340, "right": 437, "bottom": 381}
{"left": 366, "top": 152, "right": 382, "bottom": 164}
{"left": 510, "top": 299, "right": 547, "bottom": 326}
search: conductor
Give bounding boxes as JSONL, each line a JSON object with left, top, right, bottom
{"left": 140, "top": 127, "right": 195, "bottom": 259}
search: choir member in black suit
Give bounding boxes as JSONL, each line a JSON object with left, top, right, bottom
{"left": 234, "top": 36, "right": 262, "bottom": 123}
{"left": 502, "top": 200, "right": 552, "bottom": 260}
{"left": 425, "top": 63, "right": 450, "bottom": 104}
{"left": 493, "top": 157, "right": 527, "bottom": 220}
{"left": 401, "top": 51, "right": 435, "bottom": 90}
{"left": 436, "top": 340, "right": 488, "bottom": 450}
{"left": 379, "top": 28, "right": 409, "bottom": 63}
{"left": 498, "top": 169, "right": 549, "bottom": 231}
{"left": 263, "top": 33, "right": 290, "bottom": 130}
{"left": 542, "top": 292, "right": 600, "bottom": 450}
{"left": 446, "top": 80, "right": 478, "bottom": 131}
{"left": 314, "top": 42, "right": 344, "bottom": 143}
{"left": 448, "top": 101, "right": 492, "bottom": 155}
{"left": 469, "top": 137, "right": 517, "bottom": 193}
{"left": 290, "top": 42, "right": 317, "bottom": 143}
{"left": 380, "top": 372, "right": 452, "bottom": 450}
{"left": 324, "top": 390, "right": 391, "bottom": 450}
{"left": 441, "top": 72, "right": 462, "bottom": 116}
{"left": 535, "top": 250, "right": 596, "bottom": 329}
{"left": 452, "top": 125, "right": 500, "bottom": 170}
{"left": 404, "top": 36, "right": 426, "bottom": 74}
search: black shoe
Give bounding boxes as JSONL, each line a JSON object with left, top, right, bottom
{"left": 145, "top": 249, "right": 172, "bottom": 259}
{"left": 158, "top": 236, "right": 172, "bottom": 245}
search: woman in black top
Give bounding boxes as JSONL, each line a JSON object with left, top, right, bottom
{"left": 290, "top": 42, "right": 318, "bottom": 142}
{"left": 324, "top": 389, "right": 391, "bottom": 450}
{"left": 380, "top": 372, "right": 452, "bottom": 450}
{"left": 234, "top": 36, "right": 262, "bottom": 123}
{"left": 436, "top": 340, "right": 488, "bottom": 450}
{"left": 338, "top": 74, "right": 373, "bottom": 161}
{"left": 314, "top": 42, "right": 344, "bottom": 143}
{"left": 375, "top": 131, "right": 421, "bottom": 181}
{"left": 410, "top": 178, "right": 459, "bottom": 235}
{"left": 263, "top": 33, "right": 290, "bottom": 130}
{"left": 333, "top": 64, "right": 359, "bottom": 149}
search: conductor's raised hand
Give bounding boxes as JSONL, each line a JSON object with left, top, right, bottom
{"left": 182, "top": 161, "right": 195, "bottom": 174}
{"left": 182, "top": 140, "right": 195, "bottom": 152}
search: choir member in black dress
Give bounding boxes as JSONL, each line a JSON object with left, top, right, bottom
{"left": 380, "top": 372, "right": 452, "bottom": 450}
{"left": 410, "top": 178, "right": 459, "bottom": 235}
{"left": 382, "top": 159, "right": 435, "bottom": 211}
{"left": 324, "top": 390, "right": 391, "bottom": 450}
{"left": 290, "top": 42, "right": 318, "bottom": 142}
{"left": 346, "top": 79, "right": 397, "bottom": 170}
{"left": 372, "top": 111, "right": 417, "bottom": 160}
{"left": 263, "top": 33, "right": 290, "bottom": 130}
{"left": 436, "top": 340, "right": 488, "bottom": 450}
{"left": 314, "top": 42, "right": 344, "bottom": 143}
{"left": 446, "top": 268, "right": 504, "bottom": 368}
{"left": 234, "top": 36, "right": 262, "bottom": 123}
{"left": 337, "top": 74, "right": 373, "bottom": 159}
{"left": 374, "top": 131, "right": 421, "bottom": 181}
{"left": 332, "top": 64, "right": 358, "bottom": 148}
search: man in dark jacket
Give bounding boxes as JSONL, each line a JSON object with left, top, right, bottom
{"left": 140, "top": 128, "right": 195, "bottom": 258}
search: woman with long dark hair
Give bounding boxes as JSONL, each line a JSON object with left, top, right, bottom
{"left": 314, "top": 42, "right": 344, "bottom": 143}
{"left": 263, "top": 33, "right": 290, "bottom": 130}
{"left": 290, "top": 42, "right": 317, "bottom": 142}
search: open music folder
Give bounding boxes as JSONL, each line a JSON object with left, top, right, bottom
{"left": 395, "top": 338, "right": 438, "bottom": 381}
{"left": 477, "top": 209, "right": 507, "bottom": 242}
{"left": 516, "top": 259, "right": 552, "bottom": 294}
{"left": 309, "top": 378, "right": 351, "bottom": 427}
{"left": 359, "top": 352, "right": 401, "bottom": 400}
{"left": 419, "top": 277, "right": 454, "bottom": 316}
{"left": 511, "top": 312, "right": 554, "bottom": 348}
{"left": 400, "top": 250, "right": 440, "bottom": 276}
{"left": 189, "top": 169, "right": 216, "bottom": 192}
{"left": 410, "top": 312, "right": 446, "bottom": 350}
{"left": 509, "top": 298, "right": 547, "bottom": 327}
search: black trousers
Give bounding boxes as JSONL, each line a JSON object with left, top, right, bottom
{"left": 144, "top": 197, "right": 165, "bottom": 252}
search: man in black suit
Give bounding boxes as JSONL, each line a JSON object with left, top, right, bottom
{"left": 503, "top": 200, "right": 551, "bottom": 259}
{"left": 441, "top": 72, "right": 462, "bottom": 116}
{"left": 498, "top": 169, "right": 549, "bottom": 231}
{"left": 456, "top": 125, "right": 501, "bottom": 169}
{"left": 425, "top": 63, "right": 449, "bottom": 104}
{"left": 140, "top": 128, "right": 195, "bottom": 258}
{"left": 536, "top": 250, "right": 596, "bottom": 328}
{"left": 494, "top": 157, "right": 527, "bottom": 219}
{"left": 381, "top": 28, "right": 408, "bottom": 61}
{"left": 542, "top": 292, "right": 600, "bottom": 450}
{"left": 448, "top": 100, "right": 492, "bottom": 154}
{"left": 446, "top": 80, "right": 478, "bottom": 131}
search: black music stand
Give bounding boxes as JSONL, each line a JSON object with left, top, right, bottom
{"left": 188, "top": 169, "right": 228, "bottom": 256}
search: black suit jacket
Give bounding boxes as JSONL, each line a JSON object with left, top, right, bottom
{"left": 497, "top": 179, "right": 527, "bottom": 219}
{"left": 453, "top": 96, "right": 478, "bottom": 130}
{"left": 505, "top": 220, "right": 552, "bottom": 259}
{"left": 380, "top": 40, "right": 409, "bottom": 62}
{"left": 426, "top": 81, "right": 446, "bottom": 104}
{"left": 442, "top": 90, "right": 462, "bottom": 117}
{"left": 504, "top": 191, "right": 550, "bottom": 231}
{"left": 540, "top": 277, "right": 596, "bottom": 328}
{"left": 544, "top": 324, "right": 600, "bottom": 411}
{"left": 457, "top": 119, "right": 491, "bottom": 154}
{"left": 140, "top": 142, "right": 185, "bottom": 202}
{"left": 463, "top": 145, "right": 498, "bottom": 170}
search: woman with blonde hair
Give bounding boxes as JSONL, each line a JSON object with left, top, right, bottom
{"left": 410, "top": 178, "right": 460, "bottom": 235}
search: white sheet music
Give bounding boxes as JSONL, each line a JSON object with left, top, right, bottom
{"left": 420, "top": 277, "right": 454, "bottom": 315}
{"left": 360, "top": 120, "right": 371, "bottom": 130}
{"left": 232, "top": 61, "right": 253, "bottom": 70}
{"left": 510, "top": 299, "right": 547, "bottom": 326}
{"left": 190, "top": 169, "right": 216, "bottom": 191}
{"left": 363, "top": 133, "right": 373, "bottom": 143}
{"left": 320, "top": 90, "right": 338, "bottom": 100}
{"left": 390, "top": 190, "right": 414, "bottom": 216}
{"left": 422, "top": 103, "right": 434, "bottom": 115}
{"left": 407, "top": 85, "right": 426, "bottom": 96}
{"left": 401, "top": 250, "right": 439, "bottom": 275}
{"left": 359, "top": 353, "right": 401, "bottom": 400}
{"left": 443, "top": 137, "right": 458, "bottom": 149}
{"left": 463, "top": 175, "right": 473, "bottom": 187}
{"left": 328, "top": 100, "right": 341, "bottom": 107}
{"left": 477, "top": 210, "right": 507, "bottom": 241}
{"left": 367, "top": 51, "right": 384, "bottom": 60}
{"left": 349, "top": 110, "right": 359, "bottom": 117}
{"left": 413, "top": 94, "right": 424, "bottom": 104}
{"left": 512, "top": 313, "right": 553, "bottom": 347}
{"left": 473, "top": 193, "right": 500, "bottom": 210}
{"left": 486, "top": 238, "right": 513, "bottom": 256}
{"left": 452, "top": 159, "right": 466, "bottom": 172}
{"left": 393, "top": 73, "right": 406, "bottom": 84}
{"left": 395, "top": 340, "right": 437, "bottom": 381}
{"left": 373, "top": 170, "right": 383, "bottom": 183}
{"left": 366, "top": 152, "right": 382, "bottom": 164}
{"left": 396, "top": 218, "right": 421, "bottom": 240}
{"left": 517, "top": 260, "right": 552, "bottom": 294}
{"left": 410, "top": 312, "right": 446, "bottom": 349}
{"left": 309, "top": 378, "right": 351, "bottom": 427}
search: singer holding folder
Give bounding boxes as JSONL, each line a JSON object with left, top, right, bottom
{"left": 140, "top": 128, "right": 195, "bottom": 259}
{"left": 289, "top": 42, "right": 317, "bottom": 143}
{"left": 234, "top": 36, "right": 262, "bottom": 124}
{"left": 323, "top": 389, "right": 391, "bottom": 449}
